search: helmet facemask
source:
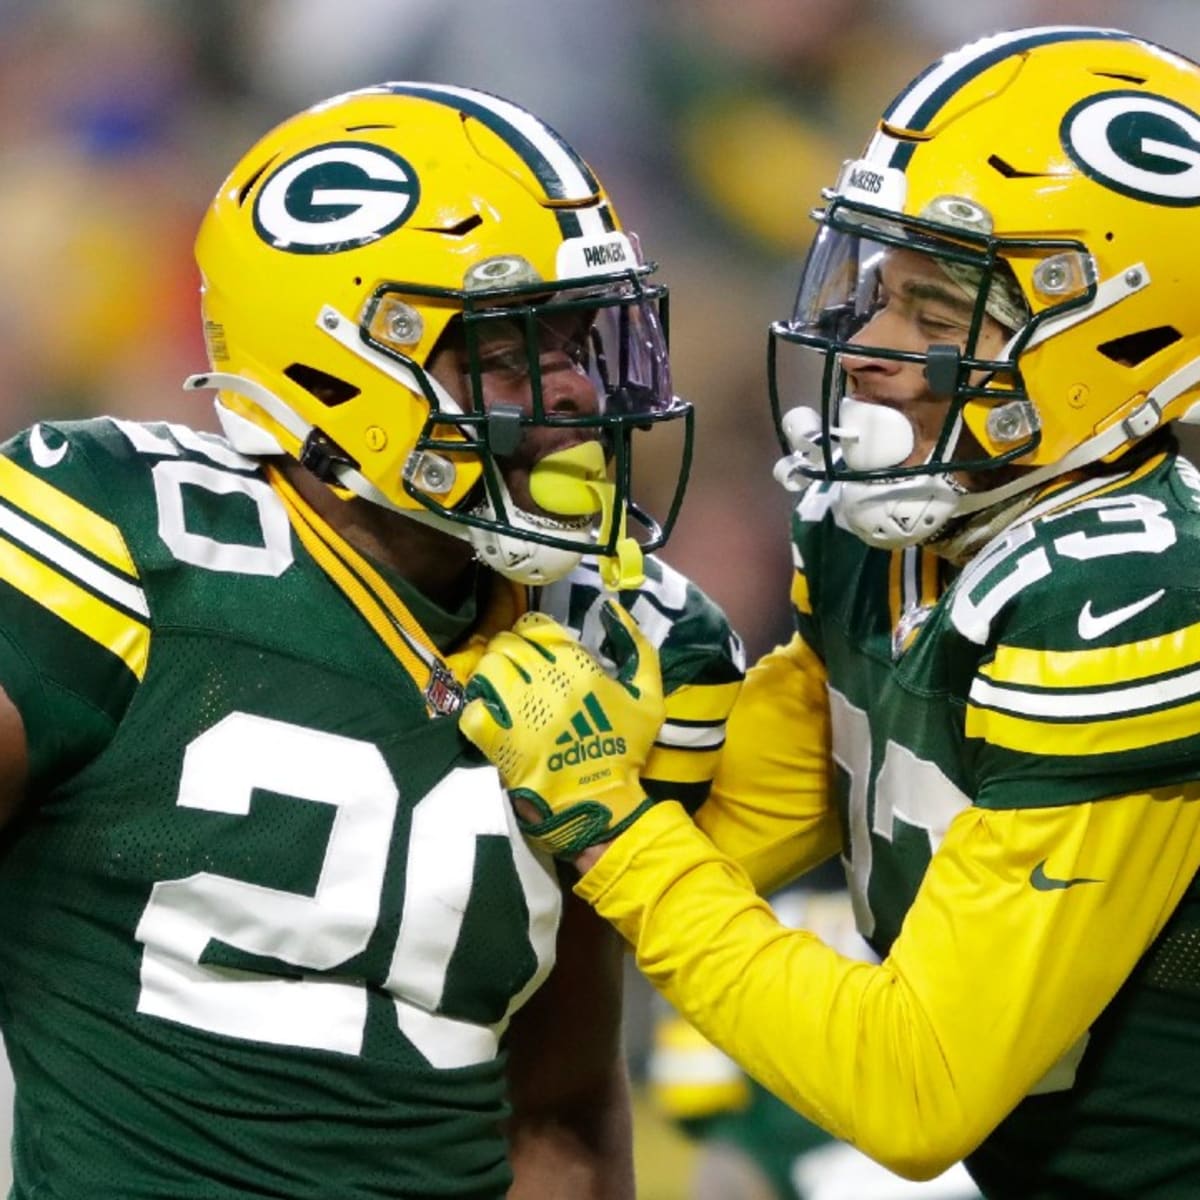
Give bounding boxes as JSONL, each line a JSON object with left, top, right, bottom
{"left": 362, "top": 268, "right": 692, "bottom": 587}
{"left": 768, "top": 195, "right": 1109, "bottom": 546}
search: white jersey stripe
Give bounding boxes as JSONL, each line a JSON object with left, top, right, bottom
{"left": 969, "top": 665, "right": 1200, "bottom": 719}
{"left": 0, "top": 501, "right": 149, "bottom": 617}
{"left": 655, "top": 721, "right": 726, "bottom": 750}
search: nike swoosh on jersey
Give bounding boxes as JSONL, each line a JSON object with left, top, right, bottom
{"left": 1076, "top": 589, "right": 1165, "bottom": 640}
{"left": 29, "top": 423, "right": 68, "bottom": 469}
{"left": 1030, "top": 859, "right": 1103, "bottom": 891}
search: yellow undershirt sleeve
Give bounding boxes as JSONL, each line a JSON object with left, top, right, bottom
{"left": 696, "top": 634, "right": 840, "bottom": 893}
{"left": 577, "top": 785, "right": 1200, "bottom": 1179}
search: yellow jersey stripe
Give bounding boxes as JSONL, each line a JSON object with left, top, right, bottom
{"left": 0, "top": 457, "right": 137, "bottom": 576}
{"left": 267, "top": 465, "right": 525, "bottom": 715}
{"left": 921, "top": 547, "right": 940, "bottom": 607}
{"left": 888, "top": 549, "right": 903, "bottom": 634}
{"left": 0, "top": 503, "right": 148, "bottom": 617}
{"left": 981, "top": 619, "right": 1200, "bottom": 689}
{"left": 267, "top": 470, "right": 433, "bottom": 690}
{"left": 0, "top": 538, "right": 148, "bottom": 678}
{"left": 644, "top": 745, "right": 722, "bottom": 785}
{"left": 790, "top": 569, "right": 811, "bottom": 615}
{"left": 965, "top": 696, "right": 1200, "bottom": 755}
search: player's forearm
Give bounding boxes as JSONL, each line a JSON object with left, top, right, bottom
{"left": 506, "top": 1068, "right": 634, "bottom": 1199}
{"left": 506, "top": 886, "right": 633, "bottom": 1197}
{"left": 577, "top": 793, "right": 1200, "bottom": 1179}
{"left": 697, "top": 633, "right": 838, "bottom": 893}
{"left": 576, "top": 804, "right": 959, "bottom": 1175}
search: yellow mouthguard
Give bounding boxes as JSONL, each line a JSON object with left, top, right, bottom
{"left": 529, "top": 442, "right": 644, "bottom": 590}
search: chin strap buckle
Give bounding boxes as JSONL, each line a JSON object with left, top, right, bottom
{"left": 299, "top": 430, "right": 359, "bottom": 482}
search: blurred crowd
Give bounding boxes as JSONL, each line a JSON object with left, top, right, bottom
{"left": 4, "top": 0, "right": 1200, "bottom": 656}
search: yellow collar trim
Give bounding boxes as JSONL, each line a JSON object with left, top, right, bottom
{"left": 267, "top": 465, "right": 525, "bottom": 715}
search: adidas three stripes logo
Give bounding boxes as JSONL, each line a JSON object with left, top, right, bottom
{"left": 548, "top": 691, "right": 627, "bottom": 771}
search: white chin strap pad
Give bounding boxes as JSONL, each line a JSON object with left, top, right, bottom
{"left": 827, "top": 397, "right": 961, "bottom": 547}
{"left": 837, "top": 475, "right": 963, "bottom": 549}
{"left": 465, "top": 471, "right": 587, "bottom": 586}
{"left": 468, "top": 522, "right": 583, "bottom": 586}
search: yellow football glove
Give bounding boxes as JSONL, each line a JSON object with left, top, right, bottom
{"left": 460, "top": 601, "right": 665, "bottom": 858}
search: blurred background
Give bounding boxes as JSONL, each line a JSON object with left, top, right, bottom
{"left": 2, "top": 1, "right": 1200, "bottom": 1196}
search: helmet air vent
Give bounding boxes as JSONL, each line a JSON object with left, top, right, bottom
{"left": 284, "top": 363, "right": 362, "bottom": 407}
{"left": 236, "top": 157, "right": 277, "bottom": 207}
{"left": 1097, "top": 326, "right": 1182, "bottom": 367}
{"left": 987, "top": 155, "right": 1049, "bottom": 180}
{"left": 1092, "top": 71, "right": 1147, "bottom": 85}
{"left": 415, "top": 214, "right": 483, "bottom": 237}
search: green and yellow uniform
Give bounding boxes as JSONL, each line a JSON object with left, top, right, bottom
{"left": 0, "top": 417, "right": 740, "bottom": 1198}
{"left": 579, "top": 442, "right": 1200, "bottom": 1197}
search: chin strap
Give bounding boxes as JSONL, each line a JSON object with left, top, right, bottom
{"left": 189, "top": 301, "right": 646, "bottom": 588}
{"left": 186, "top": 372, "right": 302, "bottom": 452}
{"left": 928, "top": 489, "right": 1043, "bottom": 566}
{"left": 192, "top": 373, "right": 616, "bottom": 587}
{"left": 773, "top": 350, "right": 1200, "bottom": 549}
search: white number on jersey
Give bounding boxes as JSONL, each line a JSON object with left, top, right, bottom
{"left": 135, "top": 713, "right": 560, "bottom": 1066}
{"left": 828, "top": 689, "right": 970, "bottom": 939}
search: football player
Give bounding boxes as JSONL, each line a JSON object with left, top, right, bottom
{"left": 0, "top": 85, "right": 742, "bottom": 1197}
{"left": 461, "top": 27, "right": 1200, "bottom": 1198}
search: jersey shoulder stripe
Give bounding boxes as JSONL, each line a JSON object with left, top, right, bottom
{"left": 979, "top": 617, "right": 1200, "bottom": 690}
{"left": 0, "top": 453, "right": 137, "bottom": 575}
{"left": 969, "top": 607, "right": 1200, "bottom": 753}
{"left": 0, "top": 538, "right": 149, "bottom": 680}
{"left": 965, "top": 693, "right": 1200, "bottom": 756}
{"left": 961, "top": 453, "right": 1200, "bottom": 761}
{"left": 646, "top": 680, "right": 742, "bottom": 795}
{"left": 660, "top": 679, "right": 741, "bottom": 726}
{"left": 0, "top": 425, "right": 149, "bottom": 679}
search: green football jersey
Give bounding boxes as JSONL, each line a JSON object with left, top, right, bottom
{"left": 0, "top": 417, "right": 740, "bottom": 1199}
{"left": 538, "top": 551, "right": 746, "bottom": 813}
{"left": 793, "top": 443, "right": 1200, "bottom": 1198}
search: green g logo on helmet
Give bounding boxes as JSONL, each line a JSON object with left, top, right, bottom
{"left": 1061, "top": 90, "right": 1200, "bottom": 206}
{"left": 253, "top": 141, "right": 421, "bottom": 253}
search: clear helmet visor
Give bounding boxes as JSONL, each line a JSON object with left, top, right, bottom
{"left": 456, "top": 278, "right": 676, "bottom": 422}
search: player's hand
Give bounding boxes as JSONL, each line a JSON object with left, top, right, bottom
{"left": 460, "top": 601, "right": 665, "bottom": 858}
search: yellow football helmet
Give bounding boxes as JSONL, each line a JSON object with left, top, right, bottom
{"left": 189, "top": 83, "right": 691, "bottom": 584}
{"left": 770, "top": 28, "right": 1200, "bottom": 548}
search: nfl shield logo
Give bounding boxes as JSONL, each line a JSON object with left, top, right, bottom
{"left": 425, "top": 661, "right": 465, "bottom": 716}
